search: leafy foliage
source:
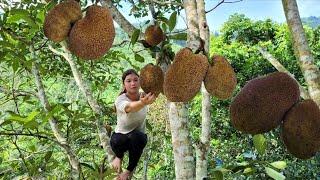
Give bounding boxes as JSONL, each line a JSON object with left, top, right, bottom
{"left": 0, "top": 0, "right": 319, "bottom": 179}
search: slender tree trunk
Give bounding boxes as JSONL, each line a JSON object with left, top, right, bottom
{"left": 258, "top": 47, "right": 310, "bottom": 99}
{"left": 169, "top": 102, "right": 195, "bottom": 179}
{"left": 184, "top": 0, "right": 200, "bottom": 50}
{"left": 48, "top": 45, "right": 115, "bottom": 163}
{"left": 282, "top": 0, "right": 320, "bottom": 106}
{"left": 166, "top": 1, "right": 200, "bottom": 179}
{"left": 30, "top": 47, "right": 81, "bottom": 178}
{"left": 195, "top": 1, "right": 211, "bottom": 179}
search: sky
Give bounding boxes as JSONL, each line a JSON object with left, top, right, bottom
{"left": 118, "top": 0, "right": 320, "bottom": 32}
{"left": 1, "top": 0, "right": 319, "bottom": 32}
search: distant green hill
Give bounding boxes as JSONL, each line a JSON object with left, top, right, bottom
{"left": 302, "top": 16, "right": 320, "bottom": 28}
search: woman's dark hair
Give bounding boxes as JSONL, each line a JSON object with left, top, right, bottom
{"left": 119, "top": 69, "right": 139, "bottom": 95}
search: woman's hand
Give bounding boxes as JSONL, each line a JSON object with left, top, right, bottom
{"left": 140, "top": 92, "right": 157, "bottom": 105}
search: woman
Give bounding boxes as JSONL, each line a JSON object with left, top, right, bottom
{"left": 111, "top": 69, "right": 157, "bottom": 180}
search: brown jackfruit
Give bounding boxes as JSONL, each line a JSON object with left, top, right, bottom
{"left": 163, "top": 48, "right": 209, "bottom": 102}
{"left": 145, "top": 25, "right": 164, "bottom": 46}
{"left": 140, "top": 64, "right": 164, "bottom": 96}
{"left": 43, "top": 0, "right": 82, "bottom": 42}
{"left": 68, "top": 5, "right": 115, "bottom": 59}
{"left": 204, "top": 55, "right": 237, "bottom": 99}
{"left": 230, "top": 72, "right": 300, "bottom": 134}
{"left": 281, "top": 99, "right": 320, "bottom": 159}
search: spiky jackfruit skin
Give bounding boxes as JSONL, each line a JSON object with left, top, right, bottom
{"left": 204, "top": 55, "right": 237, "bottom": 100}
{"left": 163, "top": 48, "right": 209, "bottom": 102}
{"left": 140, "top": 64, "right": 164, "bottom": 96}
{"left": 145, "top": 25, "right": 164, "bottom": 46}
{"left": 230, "top": 72, "right": 300, "bottom": 134}
{"left": 44, "top": 0, "right": 82, "bottom": 42}
{"left": 281, "top": 99, "right": 320, "bottom": 159}
{"left": 68, "top": 5, "right": 115, "bottom": 60}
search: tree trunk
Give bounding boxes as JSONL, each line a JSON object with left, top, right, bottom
{"left": 30, "top": 47, "right": 81, "bottom": 178}
{"left": 169, "top": 102, "right": 195, "bottom": 179}
{"left": 195, "top": 1, "right": 211, "bottom": 179}
{"left": 48, "top": 45, "right": 115, "bottom": 163}
{"left": 167, "top": 0, "right": 200, "bottom": 179}
{"left": 282, "top": 0, "right": 320, "bottom": 106}
{"left": 258, "top": 47, "right": 310, "bottom": 99}
{"left": 184, "top": 0, "right": 200, "bottom": 50}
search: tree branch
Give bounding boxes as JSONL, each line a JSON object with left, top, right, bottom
{"left": 0, "top": 132, "right": 57, "bottom": 142}
{"left": 100, "top": 0, "right": 138, "bottom": 36}
{"left": 206, "top": 0, "right": 243, "bottom": 13}
{"left": 48, "top": 44, "right": 115, "bottom": 163}
{"left": 30, "top": 46, "right": 81, "bottom": 177}
{"left": 258, "top": 47, "right": 310, "bottom": 99}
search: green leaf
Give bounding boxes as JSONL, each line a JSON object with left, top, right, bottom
{"left": 80, "top": 162, "right": 95, "bottom": 171}
{"left": 265, "top": 167, "right": 286, "bottom": 180}
{"left": 157, "top": 16, "right": 169, "bottom": 24}
{"left": 161, "top": 22, "right": 168, "bottom": 33}
{"left": 7, "top": 9, "right": 38, "bottom": 29}
{"left": 146, "top": 121, "right": 152, "bottom": 131}
{"left": 134, "top": 53, "right": 144, "bottom": 62}
{"left": 243, "top": 167, "right": 253, "bottom": 174}
{"left": 270, "top": 161, "right": 287, "bottom": 170}
{"left": 253, "top": 134, "right": 266, "bottom": 155}
{"left": 29, "top": 144, "right": 36, "bottom": 152}
{"left": 44, "top": 151, "right": 53, "bottom": 162}
{"left": 169, "top": 33, "right": 187, "bottom": 41}
{"left": 130, "top": 29, "right": 140, "bottom": 46}
{"left": 43, "top": 105, "right": 63, "bottom": 122}
{"left": 26, "top": 110, "right": 40, "bottom": 122}
{"left": 12, "top": 58, "right": 20, "bottom": 73}
{"left": 24, "top": 120, "right": 38, "bottom": 129}
{"left": 213, "top": 170, "right": 223, "bottom": 180}
{"left": 168, "top": 12, "right": 177, "bottom": 31}
{"left": 36, "top": 9, "right": 46, "bottom": 24}
{"left": 6, "top": 112, "right": 27, "bottom": 123}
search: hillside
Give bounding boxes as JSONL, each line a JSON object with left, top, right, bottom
{"left": 302, "top": 16, "right": 320, "bottom": 28}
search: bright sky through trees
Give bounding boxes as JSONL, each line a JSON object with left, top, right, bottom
{"left": 117, "top": 0, "right": 320, "bottom": 31}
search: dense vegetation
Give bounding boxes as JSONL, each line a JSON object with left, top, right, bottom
{"left": 0, "top": 1, "right": 319, "bottom": 179}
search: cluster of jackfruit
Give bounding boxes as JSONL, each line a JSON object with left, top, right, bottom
{"left": 230, "top": 72, "right": 300, "bottom": 134}
{"left": 43, "top": 0, "right": 82, "bottom": 42}
{"left": 142, "top": 48, "right": 236, "bottom": 102}
{"left": 140, "top": 63, "right": 164, "bottom": 96}
{"left": 68, "top": 5, "right": 115, "bottom": 59}
{"left": 230, "top": 72, "right": 320, "bottom": 159}
{"left": 43, "top": 1, "right": 115, "bottom": 60}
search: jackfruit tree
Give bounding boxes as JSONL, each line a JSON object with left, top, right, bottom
{"left": 0, "top": 0, "right": 319, "bottom": 179}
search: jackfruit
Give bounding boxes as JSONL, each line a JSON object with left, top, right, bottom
{"left": 145, "top": 25, "right": 164, "bottom": 46}
{"left": 204, "top": 55, "right": 237, "bottom": 99}
{"left": 282, "top": 99, "right": 320, "bottom": 159}
{"left": 140, "top": 64, "right": 164, "bottom": 96}
{"left": 164, "top": 48, "right": 209, "bottom": 102}
{"left": 68, "top": 5, "right": 115, "bottom": 59}
{"left": 44, "top": 0, "right": 82, "bottom": 42}
{"left": 230, "top": 72, "right": 300, "bottom": 134}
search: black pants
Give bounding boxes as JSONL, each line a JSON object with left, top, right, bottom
{"left": 110, "top": 129, "right": 147, "bottom": 171}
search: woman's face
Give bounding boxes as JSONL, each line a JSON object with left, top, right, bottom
{"left": 124, "top": 73, "right": 140, "bottom": 94}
